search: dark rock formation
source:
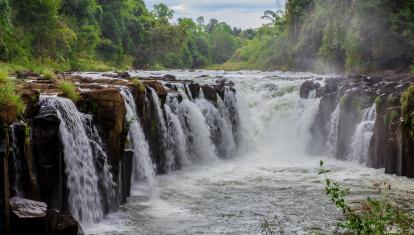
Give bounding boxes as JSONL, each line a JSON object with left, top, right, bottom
{"left": 300, "top": 80, "right": 320, "bottom": 98}
{"left": 10, "top": 197, "right": 48, "bottom": 235}
{"left": 32, "top": 106, "right": 66, "bottom": 213}
{"left": 47, "top": 209, "right": 81, "bottom": 235}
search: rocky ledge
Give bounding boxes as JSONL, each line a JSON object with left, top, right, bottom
{"left": 0, "top": 71, "right": 236, "bottom": 235}
{"left": 302, "top": 72, "right": 414, "bottom": 177}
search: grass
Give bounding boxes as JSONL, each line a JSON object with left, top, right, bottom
{"left": 319, "top": 160, "right": 414, "bottom": 234}
{"left": 131, "top": 78, "right": 146, "bottom": 93}
{"left": 42, "top": 69, "right": 57, "bottom": 80}
{"left": 206, "top": 61, "right": 260, "bottom": 71}
{"left": 0, "top": 70, "right": 25, "bottom": 115}
{"left": 57, "top": 81, "right": 80, "bottom": 102}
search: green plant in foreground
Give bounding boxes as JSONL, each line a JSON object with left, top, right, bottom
{"left": 319, "top": 161, "right": 414, "bottom": 234}
{"left": 57, "top": 81, "right": 80, "bottom": 102}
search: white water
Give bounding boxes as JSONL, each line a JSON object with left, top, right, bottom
{"left": 120, "top": 88, "right": 155, "bottom": 195}
{"left": 41, "top": 96, "right": 103, "bottom": 224}
{"left": 178, "top": 99, "right": 218, "bottom": 163}
{"left": 164, "top": 96, "right": 191, "bottom": 167}
{"left": 86, "top": 70, "right": 414, "bottom": 234}
{"left": 327, "top": 103, "right": 341, "bottom": 155}
{"left": 348, "top": 104, "right": 377, "bottom": 164}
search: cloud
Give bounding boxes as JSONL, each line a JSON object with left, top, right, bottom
{"left": 144, "top": 0, "right": 285, "bottom": 29}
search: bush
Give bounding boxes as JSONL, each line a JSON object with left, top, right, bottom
{"left": 318, "top": 161, "right": 414, "bottom": 234}
{"left": 0, "top": 71, "right": 25, "bottom": 115}
{"left": 42, "top": 69, "right": 57, "bottom": 80}
{"left": 57, "top": 81, "right": 79, "bottom": 102}
{"left": 131, "top": 78, "right": 145, "bottom": 93}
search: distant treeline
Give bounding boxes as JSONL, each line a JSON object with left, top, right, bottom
{"left": 233, "top": 0, "right": 414, "bottom": 73}
{"left": 0, "top": 0, "right": 253, "bottom": 71}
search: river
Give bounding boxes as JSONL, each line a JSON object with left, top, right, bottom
{"left": 84, "top": 70, "right": 414, "bottom": 235}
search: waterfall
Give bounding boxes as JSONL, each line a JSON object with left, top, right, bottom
{"left": 41, "top": 96, "right": 104, "bottom": 223}
{"left": 82, "top": 115, "right": 117, "bottom": 211}
{"left": 148, "top": 87, "right": 174, "bottom": 172}
{"left": 178, "top": 100, "right": 218, "bottom": 162}
{"left": 326, "top": 103, "right": 340, "bottom": 155}
{"left": 164, "top": 95, "right": 191, "bottom": 167}
{"left": 348, "top": 104, "right": 377, "bottom": 164}
{"left": 119, "top": 88, "right": 155, "bottom": 192}
{"left": 195, "top": 98, "right": 236, "bottom": 158}
{"left": 10, "top": 124, "right": 24, "bottom": 198}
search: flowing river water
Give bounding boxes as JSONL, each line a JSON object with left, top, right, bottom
{"left": 84, "top": 70, "right": 414, "bottom": 235}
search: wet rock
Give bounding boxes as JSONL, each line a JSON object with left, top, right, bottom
{"left": 300, "top": 80, "right": 320, "bottom": 98}
{"left": 163, "top": 74, "right": 176, "bottom": 80}
{"left": 119, "top": 149, "right": 134, "bottom": 203}
{"left": 16, "top": 71, "right": 41, "bottom": 80}
{"left": 117, "top": 71, "right": 131, "bottom": 79}
{"left": 188, "top": 83, "right": 200, "bottom": 99}
{"left": 143, "top": 81, "right": 168, "bottom": 98}
{"left": 32, "top": 106, "right": 65, "bottom": 212}
{"left": 47, "top": 209, "right": 81, "bottom": 235}
{"left": 10, "top": 197, "right": 48, "bottom": 235}
{"left": 78, "top": 89, "right": 127, "bottom": 176}
{"left": 102, "top": 73, "right": 118, "bottom": 78}
{"left": 201, "top": 85, "right": 217, "bottom": 103}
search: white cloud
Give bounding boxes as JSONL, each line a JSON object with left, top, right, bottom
{"left": 144, "top": 0, "right": 285, "bottom": 29}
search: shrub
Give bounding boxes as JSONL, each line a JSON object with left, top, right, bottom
{"left": 57, "top": 81, "right": 79, "bottom": 102}
{"left": 401, "top": 85, "right": 414, "bottom": 140}
{"left": 42, "top": 69, "right": 57, "bottom": 80}
{"left": 131, "top": 78, "right": 145, "bottom": 93}
{"left": 318, "top": 161, "right": 414, "bottom": 234}
{"left": 0, "top": 71, "right": 25, "bottom": 115}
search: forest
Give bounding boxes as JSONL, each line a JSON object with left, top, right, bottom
{"left": 0, "top": 0, "right": 414, "bottom": 74}
{"left": 0, "top": 0, "right": 246, "bottom": 71}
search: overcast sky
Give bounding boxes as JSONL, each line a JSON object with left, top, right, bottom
{"left": 144, "top": 0, "right": 286, "bottom": 29}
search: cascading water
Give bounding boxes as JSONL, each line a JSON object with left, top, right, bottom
{"left": 82, "top": 115, "right": 117, "bottom": 211}
{"left": 195, "top": 98, "right": 236, "bottom": 158}
{"left": 120, "top": 88, "right": 155, "bottom": 193}
{"left": 164, "top": 95, "right": 191, "bottom": 167}
{"left": 326, "top": 103, "right": 340, "bottom": 155}
{"left": 177, "top": 99, "right": 218, "bottom": 162}
{"left": 87, "top": 71, "right": 414, "bottom": 235}
{"left": 40, "top": 96, "right": 103, "bottom": 223}
{"left": 347, "top": 104, "right": 377, "bottom": 164}
{"left": 148, "top": 87, "right": 175, "bottom": 172}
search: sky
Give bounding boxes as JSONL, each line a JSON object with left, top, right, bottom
{"left": 144, "top": 0, "right": 286, "bottom": 29}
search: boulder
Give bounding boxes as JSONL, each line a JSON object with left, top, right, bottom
{"left": 10, "top": 197, "right": 48, "bottom": 235}
{"left": 117, "top": 72, "right": 131, "bottom": 79}
{"left": 163, "top": 74, "right": 176, "bottom": 80}
{"left": 300, "top": 80, "right": 320, "bottom": 98}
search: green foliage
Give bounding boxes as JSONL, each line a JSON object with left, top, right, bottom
{"left": 236, "top": 0, "right": 414, "bottom": 72}
{"left": 401, "top": 85, "right": 414, "bottom": 140}
{"left": 57, "top": 81, "right": 79, "bottom": 102}
{"left": 131, "top": 78, "right": 145, "bottom": 93}
{"left": 42, "top": 69, "right": 57, "bottom": 80}
{"left": 0, "top": 70, "right": 24, "bottom": 114}
{"left": 319, "top": 160, "right": 414, "bottom": 234}
{"left": 0, "top": 0, "right": 244, "bottom": 71}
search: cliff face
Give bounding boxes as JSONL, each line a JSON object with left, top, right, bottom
{"left": 304, "top": 73, "right": 414, "bottom": 176}
{"left": 0, "top": 72, "right": 236, "bottom": 235}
